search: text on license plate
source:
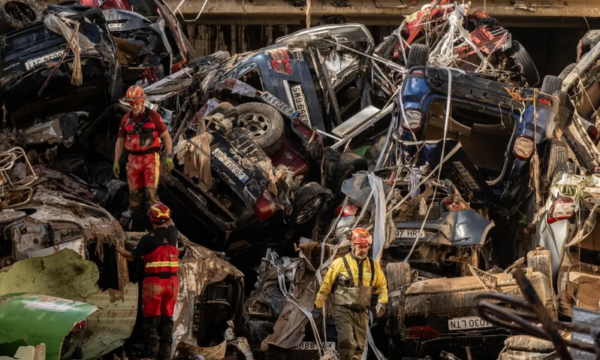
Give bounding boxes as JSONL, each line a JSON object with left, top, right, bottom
{"left": 395, "top": 229, "right": 426, "bottom": 239}
{"left": 448, "top": 316, "right": 493, "bottom": 331}
{"left": 212, "top": 148, "right": 249, "bottom": 182}
{"left": 259, "top": 91, "right": 297, "bottom": 119}
{"left": 295, "top": 341, "right": 335, "bottom": 351}
{"left": 291, "top": 84, "right": 311, "bottom": 127}
{"left": 25, "top": 50, "right": 64, "bottom": 71}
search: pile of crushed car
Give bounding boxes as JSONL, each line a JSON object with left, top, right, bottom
{"left": 3, "top": 0, "right": 600, "bottom": 359}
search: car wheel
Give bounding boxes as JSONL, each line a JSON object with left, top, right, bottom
{"left": 558, "top": 63, "right": 576, "bottom": 81}
{"left": 0, "top": 0, "right": 44, "bottom": 34}
{"left": 541, "top": 138, "right": 568, "bottom": 192}
{"left": 540, "top": 75, "right": 563, "bottom": 95}
{"left": 232, "top": 103, "right": 284, "bottom": 155}
{"left": 507, "top": 40, "right": 540, "bottom": 87}
{"left": 335, "top": 152, "right": 368, "bottom": 185}
{"left": 290, "top": 182, "right": 330, "bottom": 225}
{"left": 406, "top": 43, "right": 429, "bottom": 68}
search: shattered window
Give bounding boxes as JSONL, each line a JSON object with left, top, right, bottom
{"left": 238, "top": 66, "right": 264, "bottom": 92}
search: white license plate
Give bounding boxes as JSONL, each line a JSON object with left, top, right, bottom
{"left": 295, "top": 341, "right": 335, "bottom": 351}
{"left": 260, "top": 91, "right": 297, "bottom": 119}
{"left": 395, "top": 229, "right": 426, "bottom": 239}
{"left": 291, "top": 84, "right": 311, "bottom": 127}
{"left": 24, "top": 50, "right": 64, "bottom": 71}
{"left": 448, "top": 316, "right": 493, "bottom": 331}
{"left": 212, "top": 148, "right": 249, "bottom": 182}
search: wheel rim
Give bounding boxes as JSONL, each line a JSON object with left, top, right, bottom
{"left": 237, "top": 113, "right": 272, "bottom": 139}
{"left": 5, "top": 2, "right": 37, "bottom": 24}
{"left": 296, "top": 196, "right": 323, "bottom": 224}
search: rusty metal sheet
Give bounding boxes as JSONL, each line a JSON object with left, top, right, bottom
{"left": 81, "top": 283, "right": 139, "bottom": 359}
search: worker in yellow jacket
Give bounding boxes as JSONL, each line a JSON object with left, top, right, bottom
{"left": 314, "top": 228, "right": 388, "bottom": 360}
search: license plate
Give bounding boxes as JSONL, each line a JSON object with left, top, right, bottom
{"left": 448, "top": 316, "right": 493, "bottom": 331}
{"left": 24, "top": 50, "right": 64, "bottom": 71}
{"left": 295, "top": 341, "right": 335, "bottom": 351}
{"left": 395, "top": 229, "right": 426, "bottom": 239}
{"left": 212, "top": 148, "right": 249, "bottom": 182}
{"left": 260, "top": 91, "right": 297, "bottom": 119}
{"left": 291, "top": 84, "right": 311, "bottom": 127}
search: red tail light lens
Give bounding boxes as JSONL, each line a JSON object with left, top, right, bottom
{"left": 406, "top": 326, "right": 441, "bottom": 340}
{"left": 254, "top": 191, "right": 277, "bottom": 221}
{"left": 269, "top": 49, "right": 292, "bottom": 75}
{"left": 443, "top": 199, "right": 467, "bottom": 211}
{"left": 335, "top": 204, "right": 360, "bottom": 217}
{"left": 411, "top": 70, "right": 424, "bottom": 75}
{"left": 538, "top": 98, "right": 552, "bottom": 106}
{"left": 401, "top": 109, "right": 423, "bottom": 131}
{"left": 547, "top": 197, "right": 575, "bottom": 224}
{"left": 513, "top": 135, "right": 535, "bottom": 160}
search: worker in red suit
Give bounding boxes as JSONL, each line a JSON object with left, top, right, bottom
{"left": 115, "top": 202, "right": 179, "bottom": 360}
{"left": 113, "top": 85, "right": 174, "bottom": 231}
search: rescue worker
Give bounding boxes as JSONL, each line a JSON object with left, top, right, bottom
{"left": 115, "top": 202, "right": 179, "bottom": 360}
{"left": 313, "top": 228, "right": 388, "bottom": 360}
{"left": 113, "top": 85, "right": 175, "bottom": 231}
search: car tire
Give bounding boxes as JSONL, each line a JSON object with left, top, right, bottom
{"left": 558, "top": 63, "right": 576, "bottom": 81}
{"left": 289, "top": 182, "right": 330, "bottom": 225}
{"left": 507, "top": 40, "right": 540, "bottom": 87}
{"left": 0, "top": 0, "right": 44, "bottom": 34}
{"left": 541, "top": 138, "right": 568, "bottom": 191}
{"left": 540, "top": 75, "right": 563, "bottom": 95}
{"left": 335, "top": 152, "right": 368, "bottom": 187}
{"left": 232, "top": 103, "right": 284, "bottom": 155}
{"left": 406, "top": 43, "right": 429, "bottom": 68}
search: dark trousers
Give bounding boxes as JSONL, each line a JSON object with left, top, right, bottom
{"left": 142, "top": 315, "right": 174, "bottom": 360}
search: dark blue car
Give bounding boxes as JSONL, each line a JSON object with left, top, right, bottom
{"left": 397, "top": 66, "right": 562, "bottom": 205}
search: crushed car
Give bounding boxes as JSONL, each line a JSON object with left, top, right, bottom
{"left": 0, "top": 150, "right": 248, "bottom": 360}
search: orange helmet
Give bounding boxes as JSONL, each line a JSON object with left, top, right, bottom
{"left": 126, "top": 85, "right": 145, "bottom": 105}
{"left": 148, "top": 202, "right": 171, "bottom": 224}
{"left": 351, "top": 228, "right": 372, "bottom": 247}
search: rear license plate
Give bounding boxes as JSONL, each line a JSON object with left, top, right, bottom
{"left": 448, "top": 316, "right": 493, "bottom": 331}
{"left": 260, "top": 91, "right": 297, "bottom": 119}
{"left": 291, "top": 84, "right": 311, "bottom": 127}
{"left": 295, "top": 341, "right": 335, "bottom": 351}
{"left": 24, "top": 50, "right": 64, "bottom": 71}
{"left": 212, "top": 148, "right": 249, "bottom": 182}
{"left": 395, "top": 229, "right": 426, "bottom": 239}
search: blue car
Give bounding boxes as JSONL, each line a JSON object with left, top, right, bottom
{"left": 397, "top": 66, "right": 562, "bottom": 205}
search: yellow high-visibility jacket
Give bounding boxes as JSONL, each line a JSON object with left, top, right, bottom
{"left": 315, "top": 253, "right": 388, "bottom": 309}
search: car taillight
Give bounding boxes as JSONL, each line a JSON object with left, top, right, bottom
{"left": 335, "top": 204, "right": 359, "bottom": 217}
{"left": 401, "top": 109, "right": 422, "bottom": 131}
{"left": 405, "top": 326, "right": 441, "bottom": 340}
{"left": 547, "top": 197, "right": 575, "bottom": 224}
{"left": 411, "top": 70, "right": 424, "bottom": 75}
{"left": 254, "top": 191, "right": 277, "bottom": 221}
{"left": 269, "top": 49, "right": 292, "bottom": 75}
{"left": 538, "top": 98, "right": 552, "bottom": 106}
{"left": 513, "top": 135, "right": 535, "bottom": 160}
{"left": 588, "top": 125, "right": 600, "bottom": 145}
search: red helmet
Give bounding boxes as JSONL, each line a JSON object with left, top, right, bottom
{"left": 351, "top": 228, "right": 372, "bottom": 247}
{"left": 148, "top": 202, "right": 171, "bottom": 224}
{"left": 126, "top": 85, "right": 145, "bottom": 105}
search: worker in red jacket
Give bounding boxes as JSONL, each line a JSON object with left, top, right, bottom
{"left": 113, "top": 85, "right": 174, "bottom": 230}
{"left": 116, "top": 202, "right": 179, "bottom": 360}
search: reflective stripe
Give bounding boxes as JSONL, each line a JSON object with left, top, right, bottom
{"left": 145, "top": 261, "right": 179, "bottom": 268}
{"left": 154, "top": 152, "right": 160, "bottom": 188}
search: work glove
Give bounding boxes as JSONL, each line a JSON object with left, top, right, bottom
{"left": 165, "top": 157, "right": 175, "bottom": 173}
{"left": 113, "top": 161, "right": 120, "bottom": 178}
{"left": 312, "top": 308, "right": 322, "bottom": 322}
{"left": 376, "top": 302, "right": 386, "bottom": 318}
